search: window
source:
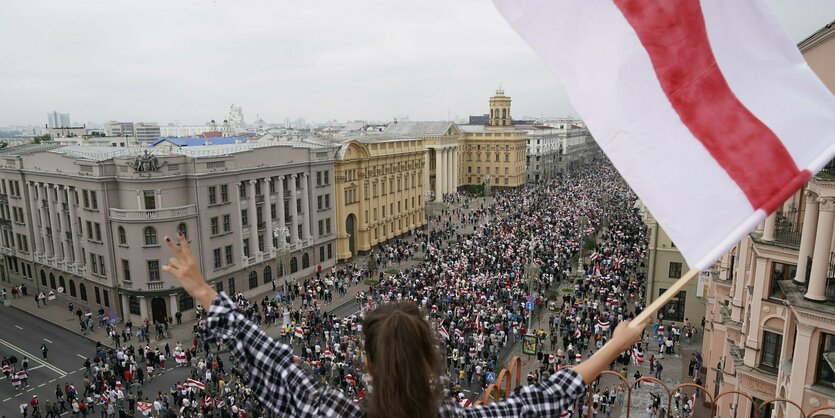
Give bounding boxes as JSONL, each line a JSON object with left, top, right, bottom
{"left": 324, "top": 171, "right": 330, "bottom": 185}
{"left": 317, "top": 195, "right": 323, "bottom": 210}
{"left": 241, "top": 209, "right": 248, "bottom": 226}
{"left": 179, "top": 293, "right": 194, "bottom": 311}
{"left": 69, "top": 280, "right": 77, "bottom": 297}
{"left": 94, "top": 223, "right": 102, "bottom": 241}
{"left": 122, "top": 259, "right": 131, "bottom": 282}
{"left": 760, "top": 331, "right": 782, "bottom": 370}
{"left": 225, "top": 245, "right": 233, "bottom": 265}
{"left": 82, "top": 190, "right": 89, "bottom": 208}
{"left": 249, "top": 271, "right": 258, "bottom": 289}
{"left": 271, "top": 204, "right": 276, "bottom": 220}
{"left": 80, "top": 283, "right": 87, "bottom": 301}
{"left": 302, "top": 253, "right": 310, "bottom": 269}
{"left": 86, "top": 221, "right": 93, "bottom": 239}
{"left": 143, "top": 190, "right": 155, "bottom": 210}
{"left": 129, "top": 296, "right": 140, "bottom": 315}
{"left": 118, "top": 226, "right": 127, "bottom": 245}
{"left": 144, "top": 226, "right": 157, "bottom": 246}
{"left": 318, "top": 220, "right": 324, "bottom": 236}
{"left": 325, "top": 194, "right": 330, "bottom": 209}
{"left": 264, "top": 266, "right": 272, "bottom": 285}
{"left": 327, "top": 243, "right": 333, "bottom": 259}
{"left": 227, "top": 277, "right": 236, "bottom": 295}
{"left": 658, "top": 288, "right": 686, "bottom": 322}
{"left": 103, "top": 290, "right": 110, "bottom": 307}
{"left": 215, "top": 281, "right": 223, "bottom": 293}
{"left": 90, "top": 254, "right": 98, "bottom": 274}
{"left": 320, "top": 246, "right": 325, "bottom": 262}
{"left": 211, "top": 217, "right": 219, "bottom": 235}
{"left": 316, "top": 171, "right": 322, "bottom": 186}
{"left": 817, "top": 333, "right": 835, "bottom": 386}
{"left": 223, "top": 214, "right": 231, "bottom": 232}
{"left": 148, "top": 260, "right": 160, "bottom": 281}
{"left": 178, "top": 223, "right": 187, "bottom": 239}
{"left": 213, "top": 249, "right": 222, "bottom": 269}
{"left": 296, "top": 198, "right": 302, "bottom": 214}
{"left": 208, "top": 186, "right": 217, "bottom": 205}
{"left": 290, "top": 257, "right": 298, "bottom": 273}
{"left": 668, "top": 262, "right": 682, "bottom": 279}
{"left": 221, "top": 185, "right": 229, "bottom": 202}
{"left": 770, "top": 262, "right": 796, "bottom": 299}
{"left": 94, "top": 286, "right": 101, "bottom": 305}
{"left": 239, "top": 182, "right": 246, "bottom": 198}
{"left": 91, "top": 191, "right": 98, "bottom": 209}
{"left": 98, "top": 255, "right": 105, "bottom": 275}
{"left": 243, "top": 239, "right": 250, "bottom": 257}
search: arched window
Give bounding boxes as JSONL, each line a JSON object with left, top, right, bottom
{"left": 40, "top": 270, "right": 46, "bottom": 287}
{"left": 502, "top": 108, "right": 507, "bottom": 118}
{"left": 118, "top": 226, "right": 127, "bottom": 245}
{"left": 49, "top": 273, "right": 56, "bottom": 289}
{"left": 177, "top": 223, "right": 188, "bottom": 239}
{"left": 248, "top": 271, "right": 258, "bottom": 290}
{"left": 79, "top": 283, "right": 87, "bottom": 301}
{"left": 302, "top": 253, "right": 310, "bottom": 269}
{"left": 59, "top": 276, "right": 65, "bottom": 291}
{"left": 290, "top": 257, "right": 298, "bottom": 273}
{"left": 144, "top": 226, "right": 157, "bottom": 246}
{"left": 263, "top": 266, "right": 272, "bottom": 285}
{"left": 69, "top": 279, "right": 77, "bottom": 297}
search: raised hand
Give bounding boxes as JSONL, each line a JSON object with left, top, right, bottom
{"left": 163, "top": 231, "right": 218, "bottom": 308}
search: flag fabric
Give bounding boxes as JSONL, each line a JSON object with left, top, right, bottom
{"left": 438, "top": 325, "right": 450, "bottom": 340}
{"left": 616, "top": 255, "right": 625, "bottom": 269}
{"left": 186, "top": 378, "right": 205, "bottom": 390}
{"left": 137, "top": 402, "right": 153, "bottom": 414}
{"left": 294, "top": 326, "right": 304, "bottom": 338}
{"left": 589, "top": 251, "right": 600, "bottom": 261}
{"left": 454, "top": 328, "right": 464, "bottom": 337}
{"left": 459, "top": 399, "right": 472, "bottom": 408}
{"left": 632, "top": 348, "right": 645, "bottom": 365}
{"left": 597, "top": 319, "right": 610, "bottom": 331}
{"left": 493, "top": 0, "right": 835, "bottom": 270}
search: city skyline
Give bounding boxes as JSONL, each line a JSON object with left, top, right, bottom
{"left": 0, "top": 0, "right": 833, "bottom": 126}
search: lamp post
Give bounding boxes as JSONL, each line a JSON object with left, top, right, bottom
{"left": 273, "top": 226, "right": 291, "bottom": 302}
{"left": 483, "top": 174, "right": 491, "bottom": 197}
{"left": 525, "top": 239, "right": 540, "bottom": 334}
{"left": 575, "top": 205, "right": 588, "bottom": 281}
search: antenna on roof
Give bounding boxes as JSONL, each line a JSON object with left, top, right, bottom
{"left": 497, "top": 82, "right": 504, "bottom": 95}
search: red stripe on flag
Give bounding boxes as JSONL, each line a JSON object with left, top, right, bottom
{"left": 614, "top": 0, "right": 810, "bottom": 213}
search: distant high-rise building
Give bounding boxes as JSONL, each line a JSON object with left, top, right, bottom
{"left": 46, "top": 111, "right": 71, "bottom": 128}
{"left": 134, "top": 122, "right": 161, "bottom": 142}
{"left": 107, "top": 121, "right": 134, "bottom": 137}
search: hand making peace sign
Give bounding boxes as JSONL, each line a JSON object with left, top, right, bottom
{"left": 163, "top": 231, "right": 218, "bottom": 308}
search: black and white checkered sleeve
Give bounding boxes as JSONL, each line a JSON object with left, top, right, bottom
{"left": 440, "top": 369, "right": 587, "bottom": 417}
{"left": 202, "top": 292, "right": 362, "bottom": 418}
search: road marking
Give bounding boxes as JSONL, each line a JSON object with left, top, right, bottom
{"left": 0, "top": 337, "right": 66, "bottom": 377}
{"left": 38, "top": 383, "right": 45, "bottom": 387}
{"left": 49, "top": 379, "right": 56, "bottom": 383}
{"left": 43, "top": 338, "right": 53, "bottom": 343}
{"left": 26, "top": 388, "right": 33, "bottom": 392}
{"left": 78, "top": 367, "right": 85, "bottom": 371}
{"left": 2, "top": 397, "right": 9, "bottom": 402}
{"left": 30, "top": 365, "right": 45, "bottom": 371}
{"left": 76, "top": 354, "right": 86, "bottom": 359}
{"left": 14, "top": 325, "right": 22, "bottom": 329}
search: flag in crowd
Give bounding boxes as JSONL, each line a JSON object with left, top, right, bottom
{"left": 493, "top": 0, "right": 835, "bottom": 270}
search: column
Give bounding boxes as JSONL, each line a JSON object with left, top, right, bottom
{"left": 762, "top": 211, "right": 777, "bottom": 242}
{"left": 446, "top": 147, "right": 453, "bottom": 195}
{"left": 59, "top": 187, "right": 72, "bottom": 263}
{"left": 121, "top": 293, "right": 130, "bottom": 320}
{"left": 27, "top": 182, "right": 42, "bottom": 255}
{"left": 795, "top": 191, "right": 819, "bottom": 283}
{"left": 452, "top": 148, "right": 458, "bottom": 192}
{"left": 138, "top": 295, "right": 148, "bottom": 321}
{"left": 434, "top": 148, "right": 443, "bottom": 201}
{"left": 277, "top": 176, "right": 286, "bottom": 240}
{"left": 787, "top": 323, "right": 814, "bottom": 418}
{"left": 235, "top": 182, "right": 245, "bottom": 259}
{"left": 38, "top": 184, "right": 53, "bottom": 257}
{"left": 423, "top": 151, "right": 431, "bottom": 200}
{"left": 289, "top": 174, "right": 299, "bottom": 245}
{"left": 264, "top": 178, "right": 274, "bottom": 253}
{"left": 68, "top": 187, "right": 82, "bottom": 264}
{"left": 169, "top": 294, "right": 178, "bottom": 316}
{"left": 302, "top": 173, "right": 312, "bottom": 241}
{"left": 805, "top": 197, "right": 835, "bottom": 301}
{"left": 247, "top": 180, "right": 258, "bottom": 254}
{"left": 48, "top": 185, "right": 62, "bottom": 260}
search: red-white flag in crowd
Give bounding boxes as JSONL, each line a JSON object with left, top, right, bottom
{"left": 493, "top": 0, "right": 835, "bottom": 270}
{"left": 186, "top": 378, "right": 206, "bottom": 390}
{"left": 137, "top": 402, "right": 153, "bottom": 414}
{"left": 632, "top": 347, "right": 645, "bottom": 365}
{"left": 616, "top": 255, "right": 625, "bottom": 269}
{"left": 438, "top": 325, "right": 450, "bottom": 340}
{"left": 294, "top": 326, "right": 304, "bottom": 338}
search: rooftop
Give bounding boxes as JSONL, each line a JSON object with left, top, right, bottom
{"left": 383, "top": 121, "right": 458, "bottom": 137}
{"left": 150, "top": 137, "right": 248, "bottom": 147}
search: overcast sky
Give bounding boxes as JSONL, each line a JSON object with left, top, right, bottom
{"left": 1, "top": 1, "right": 833, "bottom": 127}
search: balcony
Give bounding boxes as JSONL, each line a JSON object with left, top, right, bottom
{"left": 774, "top": 211, "right": 801, "bottom": 247}
{"left": 109, "top": 204, "right": 197, "bottom": 221}
{"left": 147, "top": 281, "right": 164, "bottom": 291}
{"left": 0, "top": 247, "right": 15, "bottom": 256}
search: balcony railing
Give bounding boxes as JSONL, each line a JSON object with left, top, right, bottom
{"left": 109, "top": 204, "right": 197, "bottom": 221}
{"left": 774, "top": 211, "right": 801, "bottom": 247}
{"left": 147, "top": 281, "right": 164, "bottom": 291}
{"left": 818, "top": 158, "right": 835, "bottom": 179}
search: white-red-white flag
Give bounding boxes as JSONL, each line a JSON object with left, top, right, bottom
{"left": 494, "top": 0, "right": 835, "bottom": 270}
{"left": 186, "top": 378, "right": 205, "bottom": 390}
{"left": 438, "top": 325, "right": 450, "bottom": 340}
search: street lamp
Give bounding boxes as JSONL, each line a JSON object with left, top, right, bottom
{"left": 273, "top": 226, "right": 291, "bottom": 301}
{"left": 525, "top": 239, "right": 540, "bottom": 334}
{"left": 575, "top": 203, "right": 588, "bottom": 281}
{"left": 483, "top": 174, "right": 491, "bottom": 197}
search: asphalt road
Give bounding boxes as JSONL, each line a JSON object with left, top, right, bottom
{"left": 0, "top": 303, "right": 191, "bottom": 417}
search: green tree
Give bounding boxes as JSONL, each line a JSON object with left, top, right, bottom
{"left": 367, "top": 256, "right": 377, "bottom": 274}
{"left": 0, "top": 142, "right": 8, "bottom": 149}
{"left": 32, "top": 134, "right": 51, "bottom": 144}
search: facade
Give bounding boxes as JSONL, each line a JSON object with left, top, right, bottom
{"left": 384, "top": 121, "right": 461, "bottom": 201}
{"left": 0, "top": 142, "right": 337, "bottom": 325}
{"left": 134, "top": 122, "right": 161, "bottom": 142}
{"left": 639, "top": 201, "right": 706, "bottom": 324}
{"left": 333, "top": 136, "right": 427, "bottom": 259}
{"left": 107, "top": 122, "right": 135, "bottom": 137}
{"left": 460, "top": 90, "right": 528, "bottom": 189}
{"left": 524, "top": 128, "right": 562, "bottom": 182}
{"left": 701, "top": 20, "right": 835, "bottom": 418}
{"left": 46, "top": 126, "right": 87, "bottom": 138}
{"left": 47, "top": 111, "right": 71, "bottom": 129}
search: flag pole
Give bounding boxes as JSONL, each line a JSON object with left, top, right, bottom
{"left": 630, "top": 268, "right": 699, "bottom": 328}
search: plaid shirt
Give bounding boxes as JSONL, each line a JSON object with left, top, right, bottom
{"left": 203, "top": 292, "right": 586, "bottom": 417}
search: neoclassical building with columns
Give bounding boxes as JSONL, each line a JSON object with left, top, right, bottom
{"left": 333, "top": 136, "right": 427, "bottom": 259}
{"left": 0, "top": 142, "right": 337, "bottom": 324}
{"left": 384, "top": 121, "right": 461, "bottom": 201}
{"left": 701, "top": 21, "right": 835, "bottom": 418}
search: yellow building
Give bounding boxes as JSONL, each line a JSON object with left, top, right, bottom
{"left": 461, "top": 90, "right": 528, "bottom": 188}
{"left": 384, "top": 121, "right": 462, "bottom": 202}
{"left": 334, "top": 135, "right": 427, "bottom": 259}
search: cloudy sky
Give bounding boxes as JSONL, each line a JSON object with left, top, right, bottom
{"left": 1, "top": 1, "right": 833, "bottom": 126}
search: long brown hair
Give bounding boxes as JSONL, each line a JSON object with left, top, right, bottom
{"left": 362, "top": 302, "right": 444, "bottom": 418}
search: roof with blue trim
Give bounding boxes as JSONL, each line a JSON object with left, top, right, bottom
{"left": 150, "top": 137, "right": 248, "bottom": 147}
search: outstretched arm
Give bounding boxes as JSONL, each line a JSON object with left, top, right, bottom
{"left": 162, "top": 232, "right": 360, "bottom": 417}
{"left": 574, "top": 320, "right": 646, "bottom": 384}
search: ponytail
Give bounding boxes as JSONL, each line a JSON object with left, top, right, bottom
{"left": 363, "top": 302, "right": 443, "bottom": 418}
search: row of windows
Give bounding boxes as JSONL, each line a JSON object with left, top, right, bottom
{"left": 467, "top": 176, "right": 511, "bottom": 185}
{"left": 212, "top": 245, "right": 235, "bottom": 269}
{"left": 36, "top": 269, "right": 110, "bottom": 307}
{"left": 116, "top": 224, "right": 187, "bottom": 247}
{"left": 213, "top": 244, "right": 333, "bottom": 293}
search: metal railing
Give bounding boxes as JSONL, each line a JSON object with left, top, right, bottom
{"left": 109, "top": 204, "right": 197, "bottom": 220}
{"left": 147, "top": 282, "right": 164, "bottom": 290}
{"left": 474, "top": 361, "right": 835, "bottom": 417}
{"left": 775, "top": 211, "right": 801, "bottom": 247}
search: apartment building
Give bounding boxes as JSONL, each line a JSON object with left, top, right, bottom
{"left": 0, "top": 142, "right": 337, "bottom": 325}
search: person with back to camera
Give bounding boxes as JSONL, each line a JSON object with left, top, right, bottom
{"left": 162, "top": 231, "right": 646, "bottom": 418}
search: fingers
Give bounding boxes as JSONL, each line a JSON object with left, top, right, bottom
{"left": 164, "top": 236, "right": 183, "bottom": 258}
{"left": 177, "top": 231, "right": 192, "bottom": 257}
